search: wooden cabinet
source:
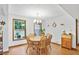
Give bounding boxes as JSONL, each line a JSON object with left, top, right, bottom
{"left": 62, "top": 38, "right": 67, "bottom": 47}
{"left": 61, "top": 32, "right": 72, "bottom": 49}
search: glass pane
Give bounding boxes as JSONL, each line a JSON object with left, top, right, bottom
{"left": 34, "top": 23, "right": 41, "bottom": 36}
{"left": 13, "top": 19, "right": 26, "bottom": 41}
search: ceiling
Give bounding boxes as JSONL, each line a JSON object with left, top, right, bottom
{"left": 8, "top": 4, "right": 79, "bottom": 19}
{"left": 60, "top": 4, "right": 79, "bottom": 19}
{"left": 8, "top": 4, "right": 64, "bottom": 18}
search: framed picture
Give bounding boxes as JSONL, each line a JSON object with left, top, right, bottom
{"left": 13, "top": 19, "right": 26, "bottom": 41}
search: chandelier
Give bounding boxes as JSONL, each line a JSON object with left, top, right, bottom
{"left": 33, "top": 13, "right": 42, "bottom": 24}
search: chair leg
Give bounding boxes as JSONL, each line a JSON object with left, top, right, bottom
{"left": 45, "top": 47, "right": 48, "bottom": 55}
{"left": 39, "top": 49, "right": 41, "bottom": 55}
{"left": 36, "top": 48, "right": 39, "bottom": 55}
{"left": 50, "top": 45, "right": 51, "bottom": 49}
{"left": 49, "top": 44, "right": 52, "bottom": 54}
{"left": 26, "top": 46, "right": 29, "bottom": 54}
{"left": 39, "top": 48, "right": 43, "bottom": 55}
{"left": 39, "top": 48, "right": 46, "bottom": 55}
{"left": 47, "top": 45, "right": 51, "bottom": 54}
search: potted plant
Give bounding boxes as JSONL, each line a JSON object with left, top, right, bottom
{"left": 40, "top": 25, "right": 45, "bottom": 35}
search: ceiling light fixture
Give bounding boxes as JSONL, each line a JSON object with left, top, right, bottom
{"left": 33, "top": 13, "right": 42, "bottom": 24}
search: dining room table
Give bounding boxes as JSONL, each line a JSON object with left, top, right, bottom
{"left": 28, "top": 36, "right": 42, "bottom": 54}
{"left": 29, "top": 36, "right": 41, "bottom": 42}
{"left": 28, "top": 35, "right": 49, "bottom": 54}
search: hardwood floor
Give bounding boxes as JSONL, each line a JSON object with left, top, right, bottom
{"left": 3, "top": 43, "right": 79, "bottom": 55}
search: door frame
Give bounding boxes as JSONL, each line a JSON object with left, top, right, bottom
{"left": 76, "top": 19, "right": 78, "bottom": 45}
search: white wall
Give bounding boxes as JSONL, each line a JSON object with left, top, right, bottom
{"left": 43, "top": 15, "right": 76, "bottom": 48}
{"left": 3, "top": 16, "right": 9, "bottom": 52}
{"left": 77, "top": 20, "right": 79, "bottom": 44}
{"left": 43, "top": 5, "right": 76, "bottom": 48}
{"left": 58, "top": 5, "right": 76, "bottom": 48}
{"left": 0, "top": 4, "right": 9, "bottom": 52}
{"left": 8, "top": 15, "right": 34, "bottom": 46}
{"left": 8, "top": 15, "right": 26, "bottom": 46}
{"left": 60, "top": 5, "right": 79, "bottom": 44}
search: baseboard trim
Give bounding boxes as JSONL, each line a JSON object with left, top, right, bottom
{"left": 9, "top": 43, "right": 27, "bottom": 48}
{"left": 3, "top": 44, "right": 27, "bottom": 54}
{"left": 3, "top": 50, "right": 9, "bottom": 54}
{"left": 3, "top": 48, "right": 9, "bottom": 53}
{"left": 51, "top": 42, "right": 61, "bottom": 46}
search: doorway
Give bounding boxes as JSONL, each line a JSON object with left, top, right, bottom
{"left": 76, "top": 19, "right": 79, "bottom": 45}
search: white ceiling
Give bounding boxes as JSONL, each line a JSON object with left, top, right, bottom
{"left": 60, "top": 4, "right": 79, "bottom": 19}
{"left": 8, "top": 4, "right": 64, "bottom": 18}
{"left": 8, "top": 4, "right": 79, "bottom": 19}
{"left": 0, "top": 4, "right": 8, "bottom": 16}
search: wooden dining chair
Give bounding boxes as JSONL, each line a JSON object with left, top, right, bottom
{"left": 40, "top": 32, "right": 45, "bottom": 36}
{"left": 32, "top": 41, "right": 40, "bottom": 54}
{"left": 26, "top": 36, "right": 34, "bottom": 54}
{"left": 38, "top": 36, "right": 48, "bottom": 55}
{"left": 46, "top": 33, "right": 52, "bottom": 50}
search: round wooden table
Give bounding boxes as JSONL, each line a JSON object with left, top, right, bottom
{"left": 29, "top": 36, "right": 41, "bottom": 42}
{"left": 29, "top": 36, "right": 41, "bottom": 54}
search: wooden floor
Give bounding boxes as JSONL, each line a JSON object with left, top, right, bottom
{"left": 3, "top": 43, "right": 79, "bottom": 55}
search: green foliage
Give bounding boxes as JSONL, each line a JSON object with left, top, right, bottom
{"left": 15, "top": 20, "right": 25, "bottom": 29}
{"left": 40, "top": 25, "right": 45, "bottom": 33}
